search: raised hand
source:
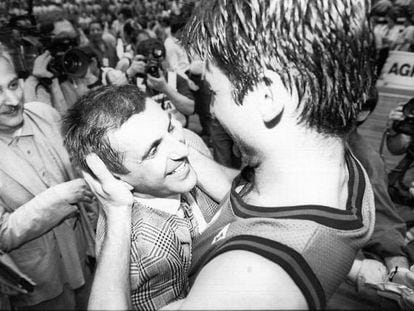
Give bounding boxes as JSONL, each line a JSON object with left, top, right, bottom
{"left": 53, "top": 178, "right": 94, "bottom": 205}
{"left": 388, "top": 104, "right": 405, "bottom": 123}
{"left": 32, "top": 51, "right": 54, "bottom": 79}
{"left": 83, "top": 153, "right": 133, "bottom": 217}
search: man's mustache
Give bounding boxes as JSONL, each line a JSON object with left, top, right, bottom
{"left": 0, "top": 105, "right": 21, "bottom": 114}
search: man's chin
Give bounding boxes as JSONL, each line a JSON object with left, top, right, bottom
{"left": 0, "top": 119, "right": 24, "bottom": 134}
{"left": 178, "top": 169, "right": 197, "bottom": 193}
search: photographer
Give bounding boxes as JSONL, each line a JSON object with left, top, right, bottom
{"left": 386, "top": 99, "right": 414, "bottom": 232}
{"left": 23, "top": 50, "right": 68, "bottom": 116}
{"left": 23, "top": 44, "right": 103, "bottom": 117}
{"left": 125, "top": 38, "right": 194, "bottom": 126}
{"left": 23, "top": 16, "right": 98, "bottom": 111}
{"left": 348, "top": 91, "right": 414, "bottom": 309}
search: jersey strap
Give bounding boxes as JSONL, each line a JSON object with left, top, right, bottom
{"left": 190, "top": 234, "right": 326, "bottom": 309}
{"left": 230, "top": 149, "right": 366, "bottom": 230}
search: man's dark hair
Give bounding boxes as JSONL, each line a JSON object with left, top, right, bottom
{"left": 119, "top": 7, "right": 133, "bottom": 19}
{"left": 62, "top": 84, "right": 147, "bottom": 176}
{"left": 181, "top": 0, "right": 375, "bottom": 137}
{"left": 135, "top": 38, "right": 166, "bottom": 58}
{"left": 89, "top": 19, "right": 104, "bottom": 30}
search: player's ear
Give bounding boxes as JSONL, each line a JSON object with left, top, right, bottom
{"left": 256, "top": 70, "right": 286, "bottom": 127}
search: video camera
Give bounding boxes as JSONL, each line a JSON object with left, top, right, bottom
{"left": 40, "top": 35, "right": 89, "bottom": 79}
{"left": 144, "top": 47, "right": 164, "bottom": 78}
{"left": 392, "top": 97, "right": 414, "bottom": 136}
{"left": 0, "top": 14, "right": 89, "bottom": 80}
{"left": 135, "top": 38, "right": 165, "bottom": 79}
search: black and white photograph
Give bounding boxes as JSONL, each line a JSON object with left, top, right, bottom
{"left": 1, "top": 0, "right": 414, "bottom": 310}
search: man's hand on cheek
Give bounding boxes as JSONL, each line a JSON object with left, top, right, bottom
{"left": 83, "top": 154, "right": 133, "bottom": 219}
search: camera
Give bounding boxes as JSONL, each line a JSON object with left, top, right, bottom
{"left": 0, "top": 15, "right": 89, "bottom": 79}
{"left": 41, "top": 36, "right": 89, "bottom": 79}
{"left": 392, "top": 97, "right": 414, "bottom": 136}
{"left": 144, "top": 47, "right": 164, "bottom": 78}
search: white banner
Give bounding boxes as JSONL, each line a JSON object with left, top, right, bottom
{"left": 380, "top": 51, "right": 414, "bottom": 90}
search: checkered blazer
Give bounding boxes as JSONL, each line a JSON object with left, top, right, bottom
{"left": 95, "top": 130, "right": 219, "bottom": 310}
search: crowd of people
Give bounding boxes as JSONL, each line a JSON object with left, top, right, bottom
{"left": 2, "top": 0, "right": 414, "bottom": 310}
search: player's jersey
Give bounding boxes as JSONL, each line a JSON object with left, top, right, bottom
{"left": 189, "top": 149, "right": 375, "bottom": 309}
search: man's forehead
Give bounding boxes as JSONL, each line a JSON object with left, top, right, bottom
{"left": 0, "top": 57, "right": 17, "bottom": 77}
{"left": 53, "top": 20, "right": 76, "bottom": 36}
{"left": 107, "top": 101, "right": 167, "bottom": 150}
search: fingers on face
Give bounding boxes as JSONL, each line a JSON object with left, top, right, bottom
{"left": 82, "top": 170, "right": 100, "bottom": 193}
{"left": 85, "top": 153, "right": 113, "bottom": 183}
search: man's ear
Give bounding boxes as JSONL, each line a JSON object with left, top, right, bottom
{"left": 256, "top": 70, "right": 286, "bottom": 126}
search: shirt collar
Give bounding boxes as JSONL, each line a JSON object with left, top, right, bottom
{"left": 0, "top": 116, "right": 34, "bottom": 145}
{"left": 133, "top": 194, "right": 182, "bottom": 215}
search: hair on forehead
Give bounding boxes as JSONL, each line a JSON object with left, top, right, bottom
{"left": 63, "top": 85, "right": 147, "bottom": 176}
{"left": 181, "top": 0, "right": 374, "bottom": 137}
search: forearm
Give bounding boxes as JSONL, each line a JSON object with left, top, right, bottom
{"left": 347, "top": 259, "right": 362, "bottom": 284}
{"left": 88, "top": 209, "right": 132, "bottom": 310}
{"left": 49, "top": 78, "right": 69, "bottom": 116}
{"left": 23, "top": 76, "right": 52, "bottom": 105}
{"left": 163, "top": 84, "right": 195, "bottom": 115}
{"left": 0, "top": 188, "right": 77, "bottom": 251}
{"left": 189, "top": 147, "right": 235, "bottom": 202}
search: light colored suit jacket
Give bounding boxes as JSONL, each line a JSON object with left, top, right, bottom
{"left": 0, "top": 102, "right": 91, "bottom": 306}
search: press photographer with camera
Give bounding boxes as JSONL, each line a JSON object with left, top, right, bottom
{"left": 125, "top": 38, "right": 195, "bottom": 126}
{"left": 23, "top": 50, "right": 68, "bottom": 116}
{"left": 386, "top": 98, "right": 414, "bottom": 230}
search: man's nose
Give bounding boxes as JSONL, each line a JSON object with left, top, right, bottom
{"left": 167, "top": 137, "right": 189, "bottom": 160}
{"left": 3, "top": 90, "right": 20, "bottom": 106}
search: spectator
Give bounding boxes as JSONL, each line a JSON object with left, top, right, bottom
{"left": 164, "top": 14, "right": 190, "bottom": 76}
{"left": 386, "top": 100, "right": 414, "bottom": 240}
{"left": 374, "top": 9, "right": 401, "bottom": 75}
{"left": 111, "top": 6, "right": 133, "bottom": 39}
{"left": 127, "top": 38, "right": 195, "bottom": 126}
{"left": 134, "top": 29, "right": 151, "bottom": 47}
{"left": 0, "top": 43, "right": 95, "bottom": 310}
{"left": 348, "top": 90, "right": 414, "bottom": 305}
{"left": 85, "top": 20, "right": 119, "bottom": 68}
{"left": 32, "top": 16, "right": 94, "bottom": 109}
{"left": 394, "top": 13, "right": 414, "bottom": 51}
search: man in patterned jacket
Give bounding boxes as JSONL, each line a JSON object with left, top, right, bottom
{"left": 62, "top": 84, "right": 223, "bottom": 310}
{"left": 86, "top": 0, "right": 377, "bottom": 309}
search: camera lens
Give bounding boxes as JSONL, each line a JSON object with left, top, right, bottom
{"left": 147, "top": 65, "right": 158, "bottom": 77}
{"left": 403, "top": 98, "right": 414, "bottom": 119}
{"left": 62, "top": 48, "right": 89, "bottom": 78}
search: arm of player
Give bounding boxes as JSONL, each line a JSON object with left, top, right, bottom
{"left": 83, "top": 154, "right": 133, "bottom": 311}
{"left": 188, "top": 146, "right": 239, "bottom": 202}
{"left": 162, "top": 250, "right": 308, "bottom": 310}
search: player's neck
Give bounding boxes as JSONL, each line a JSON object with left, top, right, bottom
{"left": 242, "top": 135, "right": 348, "bottom": 209}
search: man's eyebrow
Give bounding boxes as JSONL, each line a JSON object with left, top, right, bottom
{"left": 142, "top": 114, "right": 171, "bottom": 160}
{"left": 142, "top": 137, "right": 162, "bottom": 160}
